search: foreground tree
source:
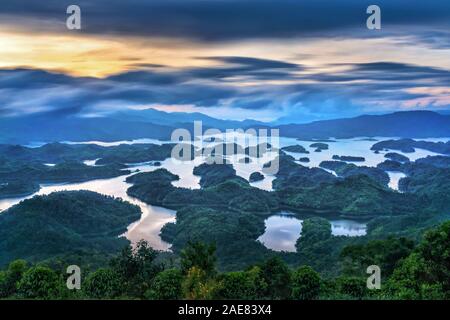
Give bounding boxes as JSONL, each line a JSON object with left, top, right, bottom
{"left": 340, "top": 237, "right": 414, "bottom": 278}
{"left": 0, "top": 259, "right": 28, "bottom": 298}
{"left": 145, "top": 268, "right": 183, "bottom": 300}
{"left": 291, "top": 266, "right": 321, "bottom": 300}
{"left": 216, "top": 267, "right": 267, "bottom": 300}
{"left": 335, "top": 276, "right": 367, "bottom": 299}
{"left": 17, "top": 265, "right": 61, "bottom": 299}
{"left": 110, "top": 240, "right": 163, "bottom": 298}
{"left": 387, "top": 221, "right": 450, "bottom": 299}
{"left": 182, "top": 266, "right": 220, "bottom": 300}
{"left": 180, "top": 241, "right": 217, "bottom": 277}
{"left": 84, "top": 268, "right": 122, "bottom": 299}
{"left": 259, "top": 257, "right": 291, "bottom": 299}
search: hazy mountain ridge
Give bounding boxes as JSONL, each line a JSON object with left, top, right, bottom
{"left": 110, "top": 108, "right": 265, "bottom": 130}
{"left": 0, "top": 110, "right": 449, "bottom": 144}
{"left": 273, "top": 111, "right": 450, "bottom": 139}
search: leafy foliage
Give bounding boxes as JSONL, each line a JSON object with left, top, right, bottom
{"left": 110, "top": 240, "right": 164, "bottom": 298}
{"left": 291, "top": 266, "right": 321, "bottom": 300}
{"left": 145, "top": 269, "right": 183, "bottom": 300}
{"left": 84, "top": 268, "right": 122, "bottom": 299}
{"left": 386, "top": 222, "right": 450, "bottom": 299}
{"left": 17, "top": 265, "right": 62, "bottom": 299}
{"left": 259, "top": 257, "right": 292, "bottom": 299}
{"left": 0, "top": 221, "right": 448, "bottom": 300}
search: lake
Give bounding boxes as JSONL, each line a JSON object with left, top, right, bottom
{"left": 0, "top": 135, "right": 447, "bottom": 251}
{"left": 257, "top": 213, "right": 368, "bottom": 252}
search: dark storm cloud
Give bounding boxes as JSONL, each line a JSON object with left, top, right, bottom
{"left": 201, "top": 57, "right": 299, "bottom": 69}
{"left": 1, "top": 0, "right": 449, "bottom": 42}
{"left": 183, "top": 56, "right": 302, "bottom": 81}
{"left": 0, "top": 69, "right": 92, "bottom": 89}
{"left": 1, "top": 58, "right": 449, "bottom": 118}
{"left": 307, "top": 62, "right": 450, "bottom": 86}
{"left": 0, "top": 55, "right": 302, "bottom": 117}
{"left": 397, "top": 31, "right": 450, "bottom": 50}
{"left": 352, "top": 62, "right": 450, "bottom": 75}
{"left": 106, "top": 70, "right": 184, "bottom": 85}
{"left": 106, "top": 56, "right": 302, "bottom": 85}
{"left": 1, "top": 1, "right": 448, "bottom": 121}
{"left": 0, "top": 66, "right": 241, "bottom": 116}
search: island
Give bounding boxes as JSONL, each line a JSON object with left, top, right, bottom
{"left": 310, "top": 143, "right": 329, "bottom": 151}
{"left": 281, "top": 145, "right": 309, "bottom": 154}
{"left": 249, "top": 172, "right": 264, "bottom": 182}
{"left": 0, "top": 142, "right": 175, "bottom": 164}
{"left": 319, "top": 160, "right": 389, "bottom": 186}
{"left": 415, "top": 155, "right": 450, "bottom": 168}
{"left": 384, "top": 152, "right": 410, "bottom": 163}
{"left": 371, "top": 139, "right": 450, "bottom": 155}
{"left": 332, "top": 155, "right": 365, "bottom": 162}
{"left": 0, "top": 142, "right": 177, "bottom": 198}
{"left": 377, "top": 160, "right": 403, "bottom": 172}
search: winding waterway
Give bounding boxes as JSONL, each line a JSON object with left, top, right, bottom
{"left": 1, "top": 136, "right": 447, "bottom": 251}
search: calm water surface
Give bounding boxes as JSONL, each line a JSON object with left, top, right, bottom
{"left": 257, "top": 214, "right": 367, "bottom": 252}
{"left": 1, "top": 136, "right": 447, "bottom": 250}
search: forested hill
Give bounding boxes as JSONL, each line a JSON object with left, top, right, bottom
{"left": 0, "top": 191, "right": 141, "bottom": 267}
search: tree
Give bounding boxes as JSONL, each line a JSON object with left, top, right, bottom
{"left": 216, "top": 267, "right": 267, "bottom": 300}
{"left": 0, "top": 259, "right": 28, "bottom": 298}
{"left": 180, "top": 241, "right": 217, "bottom": 277}
{"left": 291, "top": 266, "right": 321, "bottom": 300}
{"left": 387, "top": 221, "right": 450, "bottom": 299}
{"left": 182, "top": 266, "right": 220, "bottom": 300}
{"left": 84, "top": 268, "right": 122, "bottom": 299}
{"left": 145, "top": 268, "right": 183, "bottom": 300}
{"left": 110, "top": 240, "right": 163, "bottom": 297}
{"left": 17, "top": 265, "right": 61, "bottom": 299}
{"left": 340, "top": 237, "right": 414, "bottom": 278}
{"left": 335, "top": 276, "right": 366, "bottom": 299}
{"left": 216, "top": 271, "right": 249, "bottom": 300}
{"left": 259, "top": 257, "right": 291, "bottom": 299}
{"left": 417, "top": 221, "right": 450, "bottom": 294}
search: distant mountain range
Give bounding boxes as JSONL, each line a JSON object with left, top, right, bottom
{"left": 272, "top": 111, "right": 450, "bottom": 139}
{"left": 0, "top": 109, "right": 449, "bottom": 144}
{"left": 0, "top": 114, "right": 175, "bottom": 145}
{"left": 110, "top": 108, "right": 265, "bottom": 130}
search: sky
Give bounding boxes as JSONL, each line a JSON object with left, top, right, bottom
{"left": 0, "top": 0, "right": 449, "bottom": 123}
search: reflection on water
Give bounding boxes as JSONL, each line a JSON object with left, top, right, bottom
{"left": 64, "top": 138, "right": 169, "bottom": 147}
{"left": 0, "top": 196, "right": 31, "bottom": 213}
{"left": 83, "top": 159, "right": 101, "bottom": 166}
{"left": 330, "top": 219, "right": 367, "bottom": 237}
{"left": 387, "top": 171, "right": 407, "bottom": 191}
{"left": 258, "top": 214, "right": 367, "bottom": 252}
{"left": 257, "top": 214, "right": 302, "bottom": 252}
{"left": 160, "top": 157, "right": 201, "bottom": 190}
